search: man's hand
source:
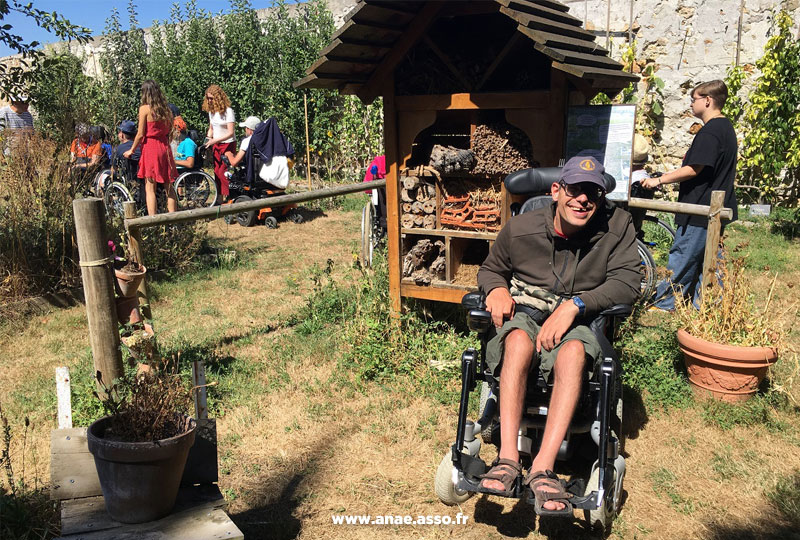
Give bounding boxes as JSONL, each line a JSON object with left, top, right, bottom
{"left": 485, "top": 287, "right": 514, "bottom": 328}
{"left": 640, "top": 176, "right": 661, "bottom": 190}
{"left": 536, "top": 300, "right": 580, "bottom": 352}
{"left": 123, "top": 149, "right": 133, "bottom": 159}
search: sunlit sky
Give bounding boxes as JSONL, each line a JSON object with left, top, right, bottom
{"left": 1, "top": 1, "right": 295, "bottom": 56}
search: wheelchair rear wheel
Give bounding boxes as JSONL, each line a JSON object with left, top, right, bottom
{"left": 637, "top": 239, "right": 657, "bottom": 301}
{"left": 360, "top": 201, "right": 376, "bottom": 268}
{"left": 175, "top": 170, "right": 219, "bottom": 209}
{"left": 478, "top": 382, "right": 500, "bottom": 445}
{"left": 103, "top": 181, "right": 133, "bottom": 218}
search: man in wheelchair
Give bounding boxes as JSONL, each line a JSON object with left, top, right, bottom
{"left": 446, "top": 156, "right": 640, "bottom": 521}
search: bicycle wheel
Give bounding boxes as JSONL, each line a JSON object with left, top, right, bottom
{"left": 637, "top": 238, "right": 657, "bottom": 301}
{"left": 103, "top": 182, "right": 133, "bottom": 218}
{"left": 175, "top": 170, "right": 219, "bottom": 209}
{"left": 360, "top": 201, "right": 375, "bottom": 268}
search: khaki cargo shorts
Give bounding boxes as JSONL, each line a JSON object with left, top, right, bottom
{"left": 485, "top": 311, "right": 602, "bottom": 382}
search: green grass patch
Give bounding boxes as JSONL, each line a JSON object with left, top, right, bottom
{"left": 700, "top": 392, "right": 787, "bottom": 431}
{"left": 767, "top": 470, "right": 800, "bottom": 526}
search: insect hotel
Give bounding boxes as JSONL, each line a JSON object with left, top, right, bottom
{"left": 296, "top": 0, "right": 637, "bottom": 312}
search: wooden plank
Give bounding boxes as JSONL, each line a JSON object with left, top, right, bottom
{"left": 501, "top": 6, "right": 597, "bottom": 41}
{"left": 358, "top": 1, "right": 446, "bottom": 103}
{"left": 394, "top": 91, "right": 550, "bottom": 111}
{"left": 57, "top": 489, "right": 241, "bottom": 540}
{"left": 551, "top": 61, "right": 639, "bottom": 82}
{"left": 496, "top": 0, "right": 582, "bottom": 26}
{"left": 56, "top": 367, "right": 72, "bottom": 429}
{"left": 628, "top": 197, "right": 733, "bottom": 220}
{"left": 292, "top": 73, "right": 347, "bottom": 90}
{"left": 318, "top": 38, "right": 390, "bottom": 61}
{"left": 401, "top": 228, "right": 498, "bottom": 240}
{"left": 305, "top": 55, "right": 377, "bottom": 76}
{"left": 331, "top": 19, "right": 401, "bottom": 48}
{"left": 364, "top": 0, "right": 421, "bottom": 15}
{"left": 348, "top": 3, "right": 416, "bottom": 29}
{"left": 400, "top": 282, "right": 476, "bottom": 304}
{"left": 51, "top": 448, "right": 102, "bottom": 500}
{"left": 533, "top": 43, "right": 626, "bottom": 69}
{"left": 385, "top": 88, "right": 402, "bottom": 315}
{"left": 517, "top": 25, "right": 608, "bottom": 55}
{"left": 702, "top": 191, "right": 725, "bottom": 305}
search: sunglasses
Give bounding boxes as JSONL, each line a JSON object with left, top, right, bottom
{"left": 690, "top": 94, "right": 707, "bottom": 104}
{"left": 559, "top": 181, "right": 605, "bottom": 202}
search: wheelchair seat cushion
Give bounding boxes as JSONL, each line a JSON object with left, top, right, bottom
{"left": 485, "top": 311, "right": 601, "bottom": 382}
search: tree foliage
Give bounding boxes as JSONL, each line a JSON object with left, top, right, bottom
{"left": 0, "top": 0, "right": 91, "bottom": 99}
{"left": 95, "top": 0, "right": 382, "bottom": 179}
{"left": 737, "top": 10, "right": 800, "bottom": 203}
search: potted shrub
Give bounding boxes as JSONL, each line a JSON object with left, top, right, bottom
{"left": 675, "top": 244, "right": 783, "bottom": 402}
{"left": 87, "top": 363, "right": 196, "bottom": 523}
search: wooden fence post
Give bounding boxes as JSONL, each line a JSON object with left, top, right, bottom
{"left": 123, "top": 201, "right": 151, "bottom": 321}
{"left": 701, "top": 190, "right": 725, "bottom": 304}
{"left": 73, "top": 197, "right": 122, "bottom": 394}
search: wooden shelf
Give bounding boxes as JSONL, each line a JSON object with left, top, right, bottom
{"left": 402, "top": 228, "right": 498, "bottom": 240}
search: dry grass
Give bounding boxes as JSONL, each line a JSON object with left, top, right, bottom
{"left": 2, "top": 203, "right": 800, "bottom": 539}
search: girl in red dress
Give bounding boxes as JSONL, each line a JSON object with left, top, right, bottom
{"left": 202, "top": 85, "right": 236, "bottom": 201}
{"left": 124, "top": 80, "right": 178, "bottom": 215}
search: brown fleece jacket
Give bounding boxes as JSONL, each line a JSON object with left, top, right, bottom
{"left": 477, "top": 202, "right": 641, "bottom": 315}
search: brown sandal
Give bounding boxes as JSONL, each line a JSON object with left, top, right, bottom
{"left": 525, "top": 470, "right": 573, "bottom": 517}
{"left": 476, "top": 458, "right": 522, "bottom": 497}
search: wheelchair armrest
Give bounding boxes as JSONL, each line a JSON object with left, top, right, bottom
{"left": 598, "top": 304, "right": 633, "bottom": 317}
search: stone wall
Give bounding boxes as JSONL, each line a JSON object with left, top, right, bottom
{"left": 562, "top": 0, "right": 800, "bottom": 166}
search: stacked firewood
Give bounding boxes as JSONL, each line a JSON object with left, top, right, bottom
{"left": 471, "top": 123, "right": 537, "bottom": 176}
{"left": 400, "top": 175, "right": 436, "bottom": 229}
{"left": 402, "top": 238, "right": 445, "bottom": 285}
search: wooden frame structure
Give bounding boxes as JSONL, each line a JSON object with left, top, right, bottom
{"left": 298, "top": 0, "right": 639, "bottom": 313}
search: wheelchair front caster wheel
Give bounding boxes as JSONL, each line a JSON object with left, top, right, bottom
{"left": 434, "top": 449, "right": 473, "bottom": 506}
{"left": 264, "top": 216, "right": 278, "bottom": 229}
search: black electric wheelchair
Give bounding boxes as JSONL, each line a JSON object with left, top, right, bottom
{"left": 434, "top": 167, "right": 632, "bottom": 533}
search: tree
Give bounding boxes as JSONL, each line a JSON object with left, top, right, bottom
{"left": 0, "top": 0, "right": 91, "bottom": 99}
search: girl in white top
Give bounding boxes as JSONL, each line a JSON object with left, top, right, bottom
{"left": 202, "top": 84, "right": 236, "bottom": 200}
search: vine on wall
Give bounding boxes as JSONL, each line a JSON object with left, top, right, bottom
{"left": 736, "top": 10, "right": 800, "bottom": 204}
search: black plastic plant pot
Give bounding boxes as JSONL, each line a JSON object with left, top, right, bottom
{"left": 87, "top": 415, "right": 197, "bottom": 524}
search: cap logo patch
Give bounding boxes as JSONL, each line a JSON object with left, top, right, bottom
{"left": 579, "top": 159, "right": 596, "bottom": 171}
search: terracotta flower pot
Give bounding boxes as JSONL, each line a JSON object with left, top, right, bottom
{"left": 115, "top": 296, "right": 142, "bottom": 325}
{"left": 677, "top": 329, "right": 778, "bottom": 403}
{"left": 114, "top": 261, "right": 146, "bottom": 298}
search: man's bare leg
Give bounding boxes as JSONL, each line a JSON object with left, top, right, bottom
{"left": 530, "top": 340, "right": 585, "bottom": 511}
{"left": 480, "top": 329, "right": 533, "bottom": 492}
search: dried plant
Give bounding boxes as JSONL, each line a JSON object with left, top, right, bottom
{"left": 96, "top": 357, "right": 193, "bottom": 443}
{"left": 675, "top": 242, "right": 793, "bottom": 347}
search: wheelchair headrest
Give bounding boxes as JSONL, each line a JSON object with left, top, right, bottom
{"left": 504, "top": 167, "right": 616, "bottom": 196}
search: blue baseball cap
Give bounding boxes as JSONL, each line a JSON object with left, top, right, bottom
{"left": 560, "top": 156, "right": 606, "bottom": 190}
{"left": 118, "top": 120, "right": 136, "bottom": 136}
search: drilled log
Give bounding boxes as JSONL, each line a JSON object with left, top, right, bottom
{"left": 411, "top": 201, "right": 424, "bottom": 214}
{"left": 402, "top": 176, "right": 420, "bottom": 190}
{"left": 401, "top": 188, "right": 414, "bottom": 203}
{"left": 413, "top": 214, "right": 424, "bottom": 226}
{"left": 402, "top": 203, "right": 412, "bottom": 213}
{"left": 401, "top": 214, "right": 416, "bottom": 229}
{"left": 423, "top": 200, "right": 436, "bottom": 214}
{"left": 423, "top": 214, "right": 436, "bottom": 229}
{"left": 429, "top": 144, "right": 476, "bottom": 174}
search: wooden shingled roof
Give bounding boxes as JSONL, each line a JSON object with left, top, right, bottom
{"left": 294, "top": 0, "right": 638, "bottom": 102}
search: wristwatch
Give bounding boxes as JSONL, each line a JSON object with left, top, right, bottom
{"left": 572, "top": 296, "right": 586, "bottom": 316}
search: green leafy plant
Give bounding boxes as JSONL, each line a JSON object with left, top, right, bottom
{"left": 737, "top": 10, "right": 800, "bottom": 204}
{"left": 722, "top": 63, "right": 747, "bottom": 129}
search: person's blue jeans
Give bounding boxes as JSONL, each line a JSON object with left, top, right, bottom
{"left": 653, "top": 224, "right": 708, "bottom": 310}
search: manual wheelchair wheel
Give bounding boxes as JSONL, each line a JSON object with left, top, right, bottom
{"left": 103, "top": 181, "right": 133, "bottom": 218}
{"left": 175, "top": 170, "right": 218, "bottom": 209}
